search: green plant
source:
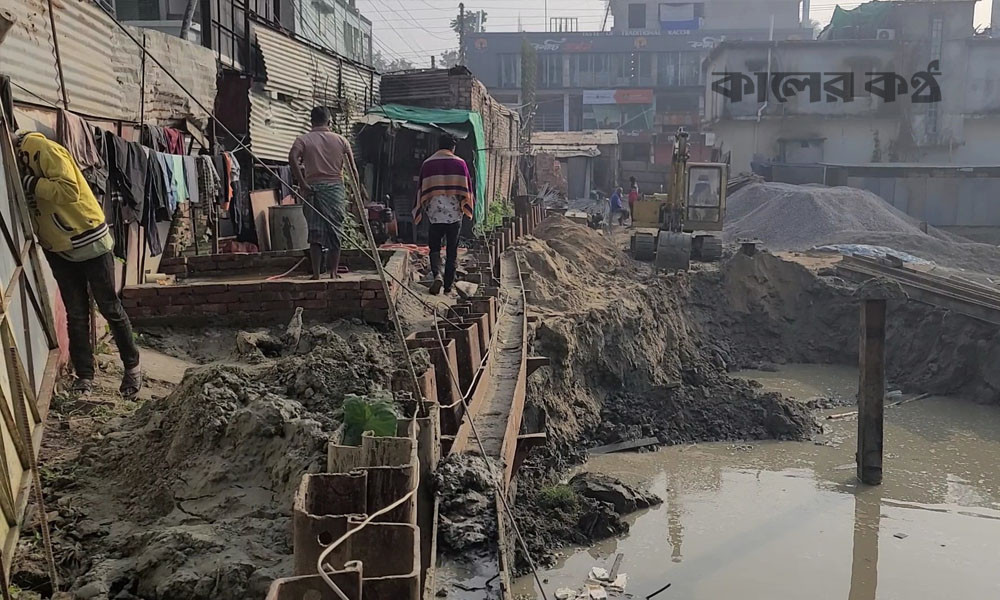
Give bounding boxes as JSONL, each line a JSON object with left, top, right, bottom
{"left": 475, "top": 193, "right": 514, "bottom": 236}
{"left": 342, "top": 393, "right": 399, "bottom": 446}
{"left": 538, "top": 484, "right": 579, "bottom": 511}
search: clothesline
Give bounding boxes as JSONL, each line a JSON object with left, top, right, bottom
{"left": 55, "top": 108, "right": 247, "bottom": 259}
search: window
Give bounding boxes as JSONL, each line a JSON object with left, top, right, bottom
{"left": 500, "top": 54, "right": 521, "bottom": 88}
{"left": 571, "top": 55, "right": 593, "bottom": 87}
{"left": 539, "top": 55, "right": 563, "bottom": 88}
{"left": 628, "top": 3, "right": 647, "bottom": 29}
{"left": 118, "top": 0, "right": 161, "bottom": 20}
{"left": 632, "top": 53, "right": 653, "bottom": 86}
{"left": 658, "top": 52, "right": 701, "bottom": 86}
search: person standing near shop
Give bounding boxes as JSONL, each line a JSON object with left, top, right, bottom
{"left": 289, "top": 106, "right": 363, "bottom": 279}
{"left": 414, "top": 135, "right": 474, "bottom": 295}
{"left": 15, "top": 131, "right": 142, "bottom": 397}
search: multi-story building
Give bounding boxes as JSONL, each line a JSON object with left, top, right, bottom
{"left": 117, "top": 0, "right": 373, "bottom": 68}
{"left": 465, "top": 0, "right": 811, "bottom": 189}
{"left": 704, "top": 0, "right": 1000, "bottom": 228}
{"left": 705, "top": 0, "right": 996, "bottom": 172}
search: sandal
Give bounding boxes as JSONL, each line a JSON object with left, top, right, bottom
{"left": 71, "top": 378, "right": 94, "bottom": 396}
{"left": 120, "top": 366, "right": 143, "bottom": 399}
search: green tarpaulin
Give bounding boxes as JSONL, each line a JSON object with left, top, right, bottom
{"left": 368, "top": 104, "right": 488, "bottom": 226}
{"left": 825, "top": 2, "right": 893, "bottom": 40}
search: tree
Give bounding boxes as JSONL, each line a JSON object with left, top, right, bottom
{"left": 372, "top": 51, "right": 414, "bottom": 73}
{"left": 439, "top": 49, "right": 460, "bottom": 68}
{"left": 451, "top": 9, "right": 487, "bottom": 38}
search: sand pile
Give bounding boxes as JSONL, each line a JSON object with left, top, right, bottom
{"left": 47, "top": 325, "right": 402, "bottom": 600}
{"left": 516, "top": 217, "right": 637, "bottom": 314}
{"left": 724, "top": 182, "right": 1000, "bottom": 272}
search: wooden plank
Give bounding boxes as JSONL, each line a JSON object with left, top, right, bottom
{"left": 589, "top": 437, "right": 661, "bottom": 455}
{"left": 857, "top": 299, "right": 886, "bottom": 486}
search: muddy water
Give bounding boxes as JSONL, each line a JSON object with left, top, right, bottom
{"left": 514, "top": 365, "right": 1000, "bottom": 599}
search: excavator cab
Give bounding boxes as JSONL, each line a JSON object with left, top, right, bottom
{"left": 631, "top": 128, "right": 728, "bottom": 271}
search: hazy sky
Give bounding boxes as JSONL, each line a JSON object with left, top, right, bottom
{"left": 359, "top": 0, "right": 993, "bottom": 67}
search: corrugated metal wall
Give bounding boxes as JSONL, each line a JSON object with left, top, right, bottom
{"left": 251, "top": 22, "right": 379, "bottom": 162}
{"left": 0, "top": 0, "right": 217, "bottom": 125}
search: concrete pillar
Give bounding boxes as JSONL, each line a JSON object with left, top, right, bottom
{"left": 563, "top": 92, "right": 570, "bottom": 131}
{"left": 801, "top": 0, "right": 811, "bottom": 28}
{"left": 857, "top": 299, "right": 886, "bottom": 486}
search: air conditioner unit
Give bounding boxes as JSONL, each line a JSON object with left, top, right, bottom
{"left": 876, "top": 29, "right": 896, "bottom": 40}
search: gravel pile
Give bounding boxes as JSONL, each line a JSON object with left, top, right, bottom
{"left": 724, "top": 182, "right": 945, "bottom": 248}
{"left": 724, "top": 182, "right": 1000, "bottom": 273}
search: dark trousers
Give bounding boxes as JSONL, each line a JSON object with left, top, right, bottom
{"left": 46, "top": 251, "right": 140, "bottom": 379}
{"left": 428, "top": 221, "right": 461, "bottom": 291}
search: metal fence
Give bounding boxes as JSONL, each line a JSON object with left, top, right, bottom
{"left": 0, "top": 102, "right": 60, "bottom": 577}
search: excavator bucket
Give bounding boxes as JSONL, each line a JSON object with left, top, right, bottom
{"left": 656, "top": 231, "right": 691, "bottom": 272}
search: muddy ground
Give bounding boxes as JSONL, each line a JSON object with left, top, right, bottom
{"left": 13, "top": 322, "right": 410, "bottom": 599}
{"left": 509, "top": 217, "right": 1000, "bottom": 570}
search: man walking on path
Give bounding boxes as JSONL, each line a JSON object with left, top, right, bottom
{"left": 289, "top": 106, "right": 363, "bottom": 279}
{"left": 414, "top": 135, "right": 474, "bottom": 295}
{"left": 16, "top": 131, "right": 142, "bottom": 397}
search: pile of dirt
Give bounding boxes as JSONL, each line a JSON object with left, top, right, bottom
{"left": 518, "top": 217, "right": 819, "bottom": 456}
{"left": 37, "top": 324, "right": 403, "bottom": 600}
{"left": 518, "top": 218, "right": 638, "bottom": 314}
{"left": 724, "top": 182, "right": 1000, "bottom": 272}
{"left": 689, "top": 251, "right": 1000, "bottom": 404}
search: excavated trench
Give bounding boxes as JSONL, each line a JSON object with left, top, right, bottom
{"left": 507, "top": 217, "right": 1000, "bottom": 575}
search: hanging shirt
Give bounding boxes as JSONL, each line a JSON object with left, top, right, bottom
{"left": 184, "top": 155, "right": 200, "bottom": 204}
{"left": 196, "top": 156, "right": 222, "bottom": 204}
{"left": 171, "top": 155, "right": 189, "bottom": 204}
{"left": 157, "top": 153, "right": 176, "bottom": 213}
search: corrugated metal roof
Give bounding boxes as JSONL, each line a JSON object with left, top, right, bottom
{"left": 252, "top": 22, "right": 378, "bottom": 162}
{"left": 0, "top": 0, "right": 62, "bottom": 109}
{"left": 380, "top": 69, "right": 454, "bottom": 107}
{"left": 0, "top": 0, "right": 217, "bottom": 124}
{"left": 531, "top": 130, "right": 620, "bottom": 147}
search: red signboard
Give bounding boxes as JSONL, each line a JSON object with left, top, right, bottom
{"left": 615, "top": 89, "right": 654, "bottom": 104}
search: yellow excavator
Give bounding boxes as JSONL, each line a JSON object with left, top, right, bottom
{"left": 630, "top": 128, "right": 728, "bottom": 271}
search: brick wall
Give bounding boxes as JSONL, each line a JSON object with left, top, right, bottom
{"left": 159, "top": 249, "right": 395, "bottom": 279}
{"left": 128, "top": 250, "right": 409, "bottom": 326}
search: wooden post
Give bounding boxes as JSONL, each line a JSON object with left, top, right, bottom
{"left": 857, "top": 299, "right": 886, "bottom": 485}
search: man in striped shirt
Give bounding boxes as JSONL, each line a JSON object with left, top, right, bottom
{"left": 414, "top": 135, "right": 474, "bottom": 295}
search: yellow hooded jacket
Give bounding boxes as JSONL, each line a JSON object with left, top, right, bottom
{"left": 16, "top": 132, "right": 113, "bottom": 261}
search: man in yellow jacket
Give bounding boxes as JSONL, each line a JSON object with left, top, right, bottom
{"left": 16, "top": 131, "right": 141, "bottom": 397}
